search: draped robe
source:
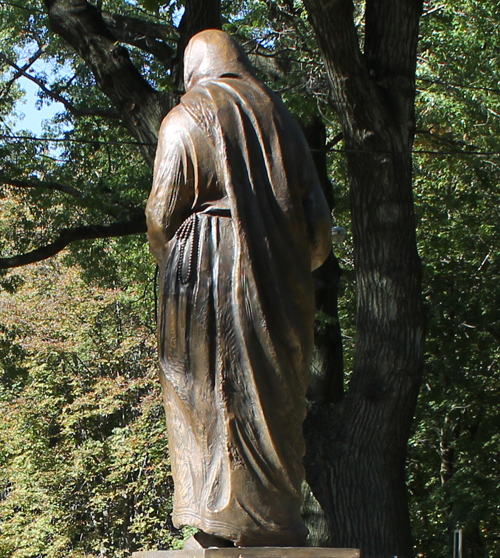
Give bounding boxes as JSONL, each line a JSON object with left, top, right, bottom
{"left": 146, "top": 30, "right": 331, "bottom": 547}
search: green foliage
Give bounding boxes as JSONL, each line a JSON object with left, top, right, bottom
{"left": 404, "top": 1, "right": 500, "bottom": 556}
{"left": 0, "top": 258, "right": 187, "bottom": 557}
{"left": 2, "top": 0, "right": 500, "bottom": 556}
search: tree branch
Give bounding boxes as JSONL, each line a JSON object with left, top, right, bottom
{"left": 0, "top": 46, "right": 46, "bottom": 102}
{"left": 0, "top": 1, "right": 44, "bottom": 13}
{"left": 364, "top": 0, "right": 423, "bottom": 141}
{"left": 1, "top": 177, "right": 83, "bottom": 198}
{"left": 303, "top": 0, "right": 422, "bottom": 150}
{"left": 43, "top": 0, "right": 171, "bottom": 164}
{"left": 418, "top": 76, "right": 500, "bottom": 94}
{"left": 1, "top": 55, "right": 119, "bottom": 120}
{"left": 101, "top": 11, "right": 176, "bottom": 69}
{"left": 415, "top": 128, "right": 481, "bottom": 152}
{"left": 302, "top": 0, "right": 383, "bottom": 146}
{"left": 0, "top": 215, "right": 147, "bottom": 269}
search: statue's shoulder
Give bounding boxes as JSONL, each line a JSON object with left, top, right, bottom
{"left": 161, "top": 103, "right": 188, "bottom": 126}
{"left": 180, "top": 83, "right": 218, "bottom": 110}
{"left": 158, "top": 101, "right": 200, "bottom": 142}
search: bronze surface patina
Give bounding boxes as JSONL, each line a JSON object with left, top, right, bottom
{"left": 146, "top": 29, "right": 331, "bottom": 548}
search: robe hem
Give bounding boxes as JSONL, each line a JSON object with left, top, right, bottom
{"left": 173, "top": 509, "right": 307, "bottom": 546}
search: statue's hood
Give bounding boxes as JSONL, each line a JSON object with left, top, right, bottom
{"left": 183, "top": 29, "right": 255, "bottom": 91}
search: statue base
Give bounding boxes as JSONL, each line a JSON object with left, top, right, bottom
{"left": 132, "top": 548, "right": 360, "bottom": 558}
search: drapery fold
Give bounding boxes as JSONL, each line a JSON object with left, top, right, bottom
{"left": 146, "top": 29, "right": 331, "bottom": 546}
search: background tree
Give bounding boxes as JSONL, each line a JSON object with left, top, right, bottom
{"left": 0, "top": 259, "right": 182, "bottom": 557}
{"left": 300, "top": 2, "right": 425, "bottom": 557}
{"left": 406, "top": 2, "right": 500, "bottom": 556}
{"left": 1, "top": 1, "right": 500, "bottom": 557}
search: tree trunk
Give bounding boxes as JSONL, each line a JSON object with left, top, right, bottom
{"left": 302, "top": 1, "right": 426, "bottom": 556}
{"left": 304, "top": 118, "right": 344, "bottom": 406}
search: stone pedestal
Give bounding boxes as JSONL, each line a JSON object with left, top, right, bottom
{"left": 132, "top": 548, "right": 360, "bottom": 558}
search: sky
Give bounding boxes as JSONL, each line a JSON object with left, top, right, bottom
{"left": 13, "top": 76, "right": 62, "bottom": 136}
{"left": 10, "top": 40, "right": 70, "bottom": 136}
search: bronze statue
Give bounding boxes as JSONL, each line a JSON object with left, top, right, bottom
{"left": 146, "top": 29, "right": 331, "bottom": 548}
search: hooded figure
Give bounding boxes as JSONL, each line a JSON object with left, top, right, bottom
{"left": 146, "top": 30, "right": 331, "bottom": 547}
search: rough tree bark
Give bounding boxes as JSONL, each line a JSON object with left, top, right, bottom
{"left": 302, "top": 1, "right": 426, "bottom": 557}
